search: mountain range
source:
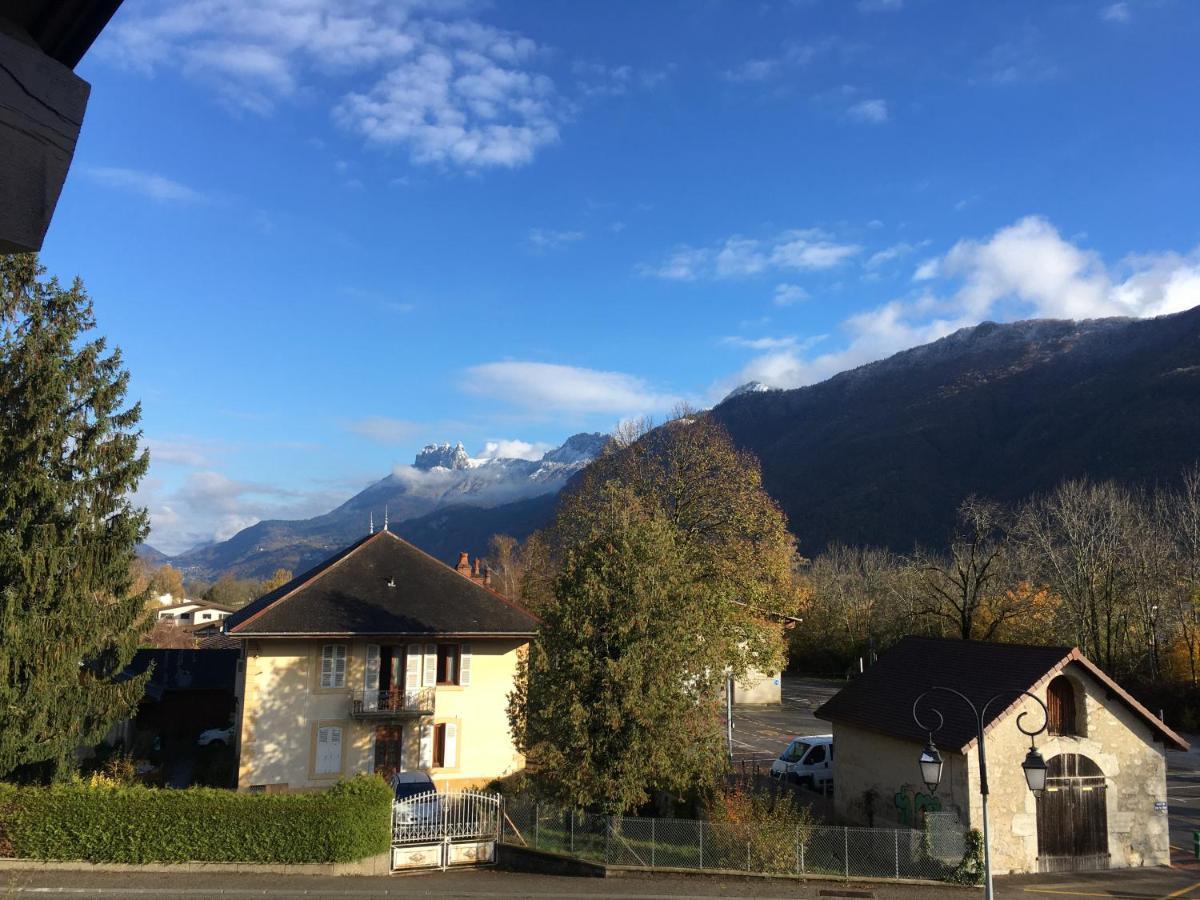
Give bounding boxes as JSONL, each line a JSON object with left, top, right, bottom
{"left": 165, "top": 433, "right": 608, "bottom": 579}
{"left": 148, "top": 307, "right": 1200, "bottom": 578}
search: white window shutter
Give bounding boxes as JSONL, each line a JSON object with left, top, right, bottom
{"left": 459, "top": 644, "right": 471, "bottom": 687}
{"left": 316, "top": 725, "right": 342, "bottom": 775}
{"left": 320, "top": 645, "right": 333, "bottom": 688}
{"left": 444, "top": 722, "right": 458, "bottom": 768}
{"left": 423, "top": 643, "right": 437, "bottom": 686}
{"left": 419, "top": 723, "right": 433, "bottom": 769}
{"left": 405, "top": 644, "right": 421, "bottom": 692}
{"left": 364, "top": 644, "right": 381, "bottom": 710}
{"left": 333, "top": 645, "right": 346, "bottom": 687}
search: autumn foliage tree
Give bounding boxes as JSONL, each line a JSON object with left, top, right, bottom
{"left": 508, "top": 413, "right": 800, "bottom": 811}
{"left": 508, "top": 484, "right": 729, "bottom": 813}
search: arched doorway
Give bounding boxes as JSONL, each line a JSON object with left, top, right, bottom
{"left": 1036, "top": 753, "right": 1109, "bottom": 872}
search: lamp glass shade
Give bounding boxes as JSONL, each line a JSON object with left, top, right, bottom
{"left": 919, "top": 742, "right": 943, "bottom": 793}
{"left": 1022, "top": 747, "right": 1047, "bottom": 797}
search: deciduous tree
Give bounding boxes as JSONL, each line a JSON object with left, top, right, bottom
{"left": 508, "top": 485, "right": 727, "bottom": 813}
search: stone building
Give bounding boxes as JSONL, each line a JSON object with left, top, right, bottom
{"left": 816, "top": 636, "right": 1187, "bottom": 874}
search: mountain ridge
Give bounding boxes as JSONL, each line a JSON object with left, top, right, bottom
{"left": 161, "top": 308, "right": 1200, "bottom": 579}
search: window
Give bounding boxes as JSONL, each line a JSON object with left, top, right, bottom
{"left": 1048, "top": 676, "right": 1078, "bottom": 736}
{"left": 433, "top": 723, "right": 447, "bottom": 767}
{"left": 431, "top": 722, "right": 458, "bottom": 768}
{"left": 437, "top": 644, "right": 460, "bottom": 685}
{"left": 374, "top": 725, "right": 404, "bottom": 779}
{"left": 315, "top": 725, "right": 342, "bottom": 775}
{"left": 804, "top": 745, "right": 826, "bottom": 766}
{"left": 781, "top": 741, "right": 809, "bottom": 763}
{"left": 320, "top": 644, "right": 347, "bottom": 689}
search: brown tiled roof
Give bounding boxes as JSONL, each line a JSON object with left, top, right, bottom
{"left": 814, "top": 635, "right": 1187, "bottom": 752}
{"left": 224, "top": 530, "right": 538, "bottom": 638}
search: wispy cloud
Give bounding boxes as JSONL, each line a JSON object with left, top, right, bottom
{"left": 573, "top": 60, "right": 670, "bottom": 97}
{"left": 1101, "top": 2, "right": 1131, "bottom": 23}
{"left": 84, "top": 166, "right": 207, "bottom": 203}
{"left": 865, "top": 241, "right": 924, "bottom": 270}
{"left": 347, "top": 416, "right": 428, "bottom": 444}
{"left": 641, "top": 228, "right": 861, "bottom": 281}
{"left": 717, "top": 216, "right": 1200, "bottom": 397}
{"left": 100, "top": 0, "right": 565, "bottom": 170}
{"left": 976, "top": 29, "right": 1058, "bottom": 86}
{"left": 463, "top": 361, "right": 681, "bottom": 415}
{"left": 721, "top": 39, "right": 832, "bottom": 83}
{"left": 773, "top": 283, "right": 809, "bottom": 306}
{"left": 857, "top": 0, "right": 903, "bottom": 10}
{"left": 528, "top": 228, "right": 585, "bottom": 250}
{"left": 845, "top": 98, "right": 888, "bottom": 124}
{"left": 721, "top": 335, "right": 799, "bottom": 351}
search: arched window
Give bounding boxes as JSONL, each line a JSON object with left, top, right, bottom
{"left": 1048, "top": 676, "right": 1079, "bottom": 736}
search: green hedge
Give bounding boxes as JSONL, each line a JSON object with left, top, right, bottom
{"left": 0, "top": 775, "right": 392, "bottom": 864}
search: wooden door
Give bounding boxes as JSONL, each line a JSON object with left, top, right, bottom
{"left": 1037, "top": 753, "right": 1109, "bottom": 872}
{"left": 374, "top": 724, "right": 404, "bottom": 782}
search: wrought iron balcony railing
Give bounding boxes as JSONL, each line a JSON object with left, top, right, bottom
{"left": 350, "top": 687, "right": 435, "bottom": 718}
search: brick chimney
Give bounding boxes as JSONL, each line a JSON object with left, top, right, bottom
{"left": 456, "top": 551, "right": 471, "bottom": 577}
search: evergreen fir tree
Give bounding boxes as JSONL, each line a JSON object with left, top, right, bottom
{"left": 0, "top": 254, "right": 150, "bottom": 782}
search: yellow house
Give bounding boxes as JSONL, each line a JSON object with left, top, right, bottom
{"left": 223, "top": 530, "right": 538, "bottom": 792}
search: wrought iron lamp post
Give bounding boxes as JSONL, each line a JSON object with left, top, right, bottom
{"left": 912, "top": 687, "right": 1049, "bottom": 900}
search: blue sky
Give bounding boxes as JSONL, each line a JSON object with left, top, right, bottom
{"left": 38, "top": 0, "right": 1200, "bottom": 554}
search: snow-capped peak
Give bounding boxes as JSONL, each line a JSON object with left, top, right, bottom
{"left": 722, "top": 381, "right": 774, "bottom": 402}
{"left": 413, "top": 441, "right": 471, "bottom": 471}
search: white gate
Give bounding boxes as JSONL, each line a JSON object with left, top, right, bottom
{"left": 391, "top": 789, "right": 502, "bottom": 872}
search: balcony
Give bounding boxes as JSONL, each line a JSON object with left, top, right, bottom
{"left": 350, "top": 687, "right": 435, "bottom": 718}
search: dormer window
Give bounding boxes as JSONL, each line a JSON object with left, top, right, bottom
{"left": 1047, "top": 675, "right": 1080, "bottom": 736}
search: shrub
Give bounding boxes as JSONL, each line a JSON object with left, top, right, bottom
{"left": 707, "top": 781, "right": 815, "bottom": 874}
{"left": 0, "top": 775, "right": 392, "bottom": 864}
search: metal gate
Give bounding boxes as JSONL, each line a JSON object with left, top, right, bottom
{"left": 391, "top": 789, "right": 502, "bottom": 872}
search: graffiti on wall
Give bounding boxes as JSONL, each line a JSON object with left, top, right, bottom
{"left": 894, "top": 785, "right": 941, "bottom": 826}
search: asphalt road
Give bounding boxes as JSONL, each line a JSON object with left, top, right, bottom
{"left": 8, "top": 866, "right": 1200, "bottom": 899}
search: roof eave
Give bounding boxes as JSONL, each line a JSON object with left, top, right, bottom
{"left": 229, "top": 631, "right": 536, "bottom": 640}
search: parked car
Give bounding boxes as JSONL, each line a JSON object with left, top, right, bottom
{"left": 391, "top": 772, "right": 441, "bottom": 831}
{"left": 769, "top": 734, "right": 833, "bottom": 788}
{"left": 196, "top": 727, "right": 233, "bottom": 747}
{"left": 392, "top": 771, "right": 437, "bottom": 801}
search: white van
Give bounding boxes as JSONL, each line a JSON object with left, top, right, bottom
{"left": 769, "top": 734, "right": 833, "bottom": 787}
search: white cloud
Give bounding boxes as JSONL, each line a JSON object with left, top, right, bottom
{"left": 84, "top": 167, "right": 207, "bottom": 203}
{"left": 722, "top": 335, "right": 798, "bottom": 351}
{"left": 1101, "top": 3, "right": 1131, "bottom": 23}
{"left": 528, "top": 228, "right": 585, "bottom": 250}
{"left": 100, "top": 0, "right": 563, "bottom": 170}
{"left": 573, "top": 60, "right": 669, "bottom": 97}
{"left": 845, "top": 98, "right": 888, "bottom": 124}
{"left": 348, "top": 416, "right": 428, "bottom": 444}
{"left": 717, "top": 215, "right": 1200, "bottom": 397}
{"left": 721, "top": 40, "right": 831, "bottom": 83}
{"left": 643, "top": 229, "right": 859, "bottom": 281}
{"left": 138, "top": 468, "right": 349, "bottom": 554}
{"left": 475, "top": 439, "right": 554, "bottom": 461}
{"left": 773, "top": 283, "right": 809, "bottom": 306}
{"left": 463, "top": 361, "right": 680, "bottom": 415}
{"left": 913, "top": 258, "right": 940, "bottom": 281}
{"left": 866, "top": 241, "right": 919, "bottom": 270}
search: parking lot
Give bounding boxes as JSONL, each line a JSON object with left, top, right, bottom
{"left": 725, "top": 675, "right": 844, "bottom": 764}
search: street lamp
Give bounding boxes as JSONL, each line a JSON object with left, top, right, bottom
{"left": 913, "top": 686, "right": 1048, "bottom": 900}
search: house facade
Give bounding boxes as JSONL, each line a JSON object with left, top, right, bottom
{"left": 222, "top": 530, "right": 537, "bottom": 792}
{"left": 817, "top": 636, "right": 1188, "bottom": 875}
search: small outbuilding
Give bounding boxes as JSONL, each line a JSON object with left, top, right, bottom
{"left": 815, "top": 636, "right": 1187, "bottom": 875}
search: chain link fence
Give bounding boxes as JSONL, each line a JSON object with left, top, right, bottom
{"left": 501, "top": 794, "right": 967, "bottom": 882}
